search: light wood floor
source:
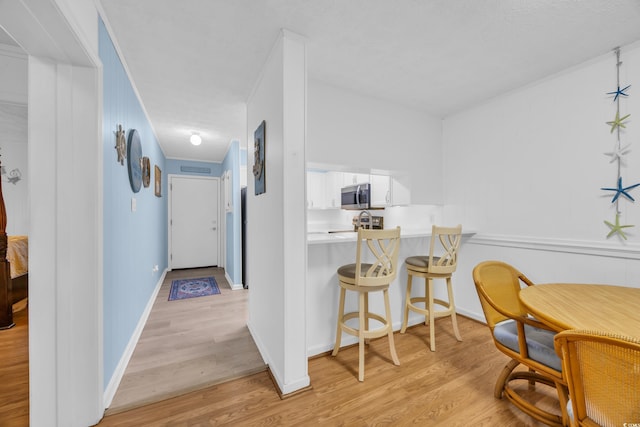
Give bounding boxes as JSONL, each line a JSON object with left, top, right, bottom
{"left": 0, "top": 306, "right": 29, "bottom": 427}
{"left": 98, "top": 315, "right": 560, "bottom": 426}
{"left": 106, "top": 267, "right": 266, "bottom": 415}
{"left": 0, "top": 280, "right": 559, "bottom": 427}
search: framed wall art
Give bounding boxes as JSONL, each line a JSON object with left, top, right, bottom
{"left": 142, "top": 156, "right": 151, "bottom": 188}
{"left": 253, "top": 120, "right": 266, "bottom": 195}
{"left": 154, "top": 165, "right": 162, "bottom": 197}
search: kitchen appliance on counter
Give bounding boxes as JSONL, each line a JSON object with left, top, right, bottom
{"left": 341, "top": 183, "right": 370, "bottom": 210}
{"left": 352, "top": 215, "right": 383, "bottom": 231}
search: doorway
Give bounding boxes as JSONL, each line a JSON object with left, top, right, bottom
{"left": 169, "top": 175, "right": 220, "bottom": 269}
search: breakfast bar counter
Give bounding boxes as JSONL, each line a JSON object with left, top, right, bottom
{"left": 306, "top": 229, "right": 475, "bottom": 356}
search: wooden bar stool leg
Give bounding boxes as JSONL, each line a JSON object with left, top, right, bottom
{"left": 384, "top": 288, "right": 400, "bottom": 366}
{"left": 400, "top": 273, "right": 413, "bottom": 333}
{"left": 428, "top": 278, "right": 436, "bottom": 352}
{"left": 424, "top": 278, "right": 429, "bottom": 326}
{"left": 364, "top": 293, "right": 370, "bottom": 345}
{"left": 446, "top": 276, "right": 462, "bottom": 342}
{"left": 358, "top": 291, "right": 366, "bottom": 382}
{"left": 332, "top": 287, "right": 346, "bottom": 357}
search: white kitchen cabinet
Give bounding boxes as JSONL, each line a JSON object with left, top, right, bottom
{"left": 370, "top": 174, "right": 391, "bottom": 207}
{"left": 307, "top": 167, "right": 410, "bottom": 209}
{"left": 390, "top": 175, "right": 411, "bottom": 205}
{"left": 307, "top": 170, "right": 343, "bottom": 209}
{"left": 370, "top": 174, "right": 411, "bottom": 206}
{"left": 342, "top": 172, "right": 369, "bottom": 186}
{"left": 324, "top": 171, "right": 342, "bottom": 209}
{"left": 306, "top": 170, "right": 326, "bottom": 209}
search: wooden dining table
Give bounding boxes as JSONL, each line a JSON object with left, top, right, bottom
{"left": 519, "top": 283, "right": 640, "bottom": 339}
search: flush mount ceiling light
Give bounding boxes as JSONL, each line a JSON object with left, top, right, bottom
{"left": 190, "top": 132, "right": 202, "bottom": 146}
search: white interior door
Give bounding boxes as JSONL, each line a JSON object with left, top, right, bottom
{"left": 170, "top": 176, "right": 219, "bottom": 269}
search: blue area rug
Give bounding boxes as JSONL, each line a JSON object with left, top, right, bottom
{"left": 168, "top": 276, "right": 220, "bottom": 301}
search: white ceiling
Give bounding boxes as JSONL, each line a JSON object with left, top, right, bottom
{"left": 98, "top": 1, "right": 640, "bottom": 162}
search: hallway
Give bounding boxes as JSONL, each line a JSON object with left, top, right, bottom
{"left": 106, "top": 267, "right": 265, "bottom": 415}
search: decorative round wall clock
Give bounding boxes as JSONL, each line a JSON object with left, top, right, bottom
{"left": 127, "top": 129, "right": 143, "bottom": 193}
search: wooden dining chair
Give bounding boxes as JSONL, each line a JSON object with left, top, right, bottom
{"left": 332, "top": 227, "right": 401, "bottom": 382}
{"left": 400, "top": 224, "right": 462, "bottom": 351}
{"left": 472, "top": 261, "right": 569, "bottom": 426}
{"left": 554, "top": 330, "right": 640, "bottom": 427}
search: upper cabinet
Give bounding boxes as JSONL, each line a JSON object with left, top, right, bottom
{"left": 324, "top": 171, "right": 342, "bottom": 209}
{"left": 306, "top": 170, "right": 326, "bottom": 209}
{"left": 307, "top": 165, "right": 411, "bottom": 209}
{"left": 370, "top": 174, "right": 390, "bottom": 207}
{"left": 370, "top": 174, "right": 411, "bottom": 207}
{"left": 390, "top": 175, "right": 411, "bottom": 206}
{"left": 342, "top": 172, "right": 370, "bottom": 186}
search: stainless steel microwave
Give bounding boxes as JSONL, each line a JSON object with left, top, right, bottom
{"left": 341, "top": 183, "right": 370, "bottom": 210}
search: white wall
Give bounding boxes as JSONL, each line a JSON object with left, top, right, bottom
{"left": 246, "top": 30, "right": 309, "bottom": 395}
{"left": 443, "top": 41, "right": 640, "bottom": 321}
{"left": 0, "top": 44, "right": 27, "bottom": 104}
{"left": 307, "top": 80, "right": 443, "bottom": 204}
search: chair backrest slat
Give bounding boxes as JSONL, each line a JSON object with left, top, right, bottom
{"left": 428, "top": 225, "right": 462, "bottom": 274}
{"left": 355, "top": 227, "right": 401, "bottom": 287}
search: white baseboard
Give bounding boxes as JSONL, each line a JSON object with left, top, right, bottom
{"left": 455, "top": 307, "right": 485, "bottom": 324}
{"left": 103, "top": 268, "right": 167, "bottom": 409}
{"left": 225, "top": 270, "right": 244, "bottom": 290}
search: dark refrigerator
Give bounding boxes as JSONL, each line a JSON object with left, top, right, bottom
{"left": 241, "top": 186, "right": 248, "bottom": 289}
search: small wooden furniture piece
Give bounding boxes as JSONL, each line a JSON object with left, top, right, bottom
{"left": 473, "top": 261, "right": 569, "bottom": 427}
{"left": 554, "top": 330, "right": 640, "bottom": 427}
{"left": 0, "top": 158, "right": 14, "bottom": 329}
{"left": 332, "top": 227, "right": 401, "bottom": 382}
{"left": 400, "top": 224, "right": 462, "bottom": 351}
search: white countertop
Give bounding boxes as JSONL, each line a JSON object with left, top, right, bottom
{"left": 308, "top": 229, "right": 476, "bottom": 244}
{"left": 308, "top": 229, "right": 436, "bottom": 244}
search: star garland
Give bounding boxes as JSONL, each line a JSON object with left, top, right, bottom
{"left": 602, "top": 47, "right": 635, "bottom": 239}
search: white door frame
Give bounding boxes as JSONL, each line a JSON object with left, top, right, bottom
{"left": 167, "top": 174, "right": 221, "bottom": 270}
{"left": 0, "top": 3, "right": 104, "bottom": 425}
{"left": 220, "top": 171, "right": 227, "bottom": 270}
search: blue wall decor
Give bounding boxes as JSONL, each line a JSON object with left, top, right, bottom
{"left": 127, "top": 129, "right": 142, "bottom": 193}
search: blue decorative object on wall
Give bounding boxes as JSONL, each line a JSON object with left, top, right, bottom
{"left": 601, "top": 176, "right": 640, "bottom": 203}
{"left": 606, "top": 84, "right": 631, "bottom": 101}
{"left": 127, "top": 129, "right": 143, "bottom": 193}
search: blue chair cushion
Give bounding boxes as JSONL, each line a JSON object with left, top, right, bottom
{"left": 493, "top": 319, "right": 562, "bottom": 372}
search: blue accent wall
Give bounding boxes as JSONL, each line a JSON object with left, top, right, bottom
{"left": 100, "top": 19, "right": 168, "bottom": 388}
{"left": 222, "top": 141, "right": 242, "bottom": 285}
